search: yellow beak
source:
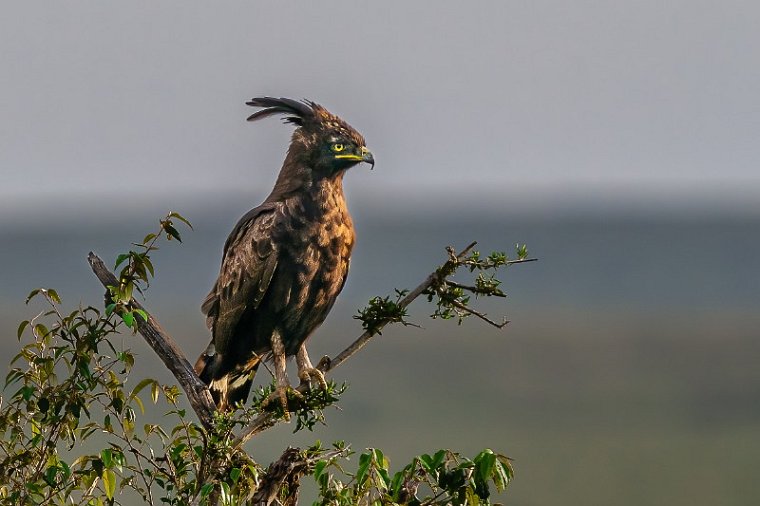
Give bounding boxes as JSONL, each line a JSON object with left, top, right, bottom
{"left": 335, "top": 146, "right": 375, "bottom": 168}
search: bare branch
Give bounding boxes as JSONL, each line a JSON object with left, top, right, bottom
{"left": 447, "top": 298, "right": 509, "bottom": 329}
{"left": 506, "top": 258, "right": 538, "bottom": 265}
{"left": 444, "top": 281, "right": 480, "bottom": 292}
{"left": 87, "top": 252, "right": 217, "bottom": 428}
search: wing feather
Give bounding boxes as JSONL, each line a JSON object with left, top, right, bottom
{"left": 201, "top": 204, "right": 279, "bottom": 355}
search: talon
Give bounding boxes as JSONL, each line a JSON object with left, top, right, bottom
{"left": 262, "top": 385, "right": 302, "bottom": 420}
{"left": 316, "top": 355, "right": 331, "bottom": 371}
{"left": 299, "top": 367, "right": 328, "bottom": 390}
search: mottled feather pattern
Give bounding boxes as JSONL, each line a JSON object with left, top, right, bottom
{"left": 196, "top": 97, "right": 368, "bottom": 410}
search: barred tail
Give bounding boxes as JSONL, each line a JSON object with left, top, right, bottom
{"left": 194, "top": 342, "right": 260, "bottom": 411}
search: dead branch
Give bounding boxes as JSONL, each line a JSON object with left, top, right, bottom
{"left": 87, "top": 252, "right": 217, "bottom": 429}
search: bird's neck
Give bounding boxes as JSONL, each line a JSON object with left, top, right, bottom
{"left": 267, "top": 158, "right": 346, "bottom": 207}
{"left": 264, "top": 162, "right": 351, "bottom": 231}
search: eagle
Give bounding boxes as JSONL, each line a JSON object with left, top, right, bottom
{"left": 195, "top": 97, "right": 374, "bottom": 412}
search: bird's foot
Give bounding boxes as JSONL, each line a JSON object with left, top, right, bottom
{"left": 262, "top": 384, "right": 303, "bottom": 420}
{"left": 298, "top": 366, "right": 328, "bottom": 390}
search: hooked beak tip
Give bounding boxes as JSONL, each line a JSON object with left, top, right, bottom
{"left": 361, "top": 148, "right": 375, "bottom": 169}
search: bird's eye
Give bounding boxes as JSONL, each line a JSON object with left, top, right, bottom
{"left": 331, "top": 143, "right": 345, "bottom": 152}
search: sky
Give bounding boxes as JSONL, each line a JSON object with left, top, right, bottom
{"left": 1, "top": 1, "right": 759, "bottom": 221}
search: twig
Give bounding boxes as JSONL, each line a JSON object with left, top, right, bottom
{"left": 506, "top": 258, "right": 538, "bottom": 265}
{"left": 447, "top": 298, "right": 509, "bottom": 329}
{"left": 233, "top": 242, "right": 479, "bottom": 446}
{"left": 87, "top": 252, "right": 217, "bottom": 429}
{"left": 445, "top": 281, "right": 480, "bottom": 292}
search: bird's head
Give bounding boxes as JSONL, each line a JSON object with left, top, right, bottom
{"left": 246, "top": 97, "right": 374, "bottom": 175}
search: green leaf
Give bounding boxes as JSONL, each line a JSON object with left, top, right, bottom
{"left": 389, "top": 470, "right": 405, "bottom": 497}
{"left": 431, "top": 449, "right": 447, "bottom": 470}
{"left": 474, "top": 449, "right": 496, "bottom": 499}
{"left": 230, "top": 467, "right": 241, "bottom": 484}
{"left": 132, "top": 395, "right": 145, "bottom": 415}
{"left": 142, "top": 256, "right": 155, "bottom": 277}
{"left": 119, "top": 351, "right": 135, "bottom": 370}
{"left": 121, "top": 281, "right": 134, "bottom": 301}
{"left": 475, "top": 449, "right": 496, "bottom": 485}
{"left": 134, "top": 309, "right": 149, "bottom": 322}
{"left": 314, "top": 460, "right": 327, "bottom": 481}
{"left": 101, "top": 449, "right": 113, "bottom": 469}
{"left": 26, "top": 288, "right": 41, "bottom": 304}
{"left": 373, "top": 448, "right": 388, "bottom": 470}
{"left": 37, "top": 396, "right": 50, "bottom": 413}
{"left": 34, "top": 323, "right": 49, "bottom": 338}
{"left": 103, "top": 469, "right": 116, "bottom": 500}
{"left": 419, "top": 454, "right": 433, "bottom": 472}
{"left": 150, "top": 381, "right": 160, "bottom": 404}
{"left": 17, "top": 320, "right": 29, "bottom": 339}
{"left": 44, "top": 465, "right": 58, "bottom": 486}
{"left": 466, "top": 486, "right": 480, "bottom": 505}
{"left": 164, "top": 224, "right": 182, "bottom": 242}
{"left": 220, "top": 481, "right": 231, "bottom": 505}
{"left": 168, "top": 211, "right": 193, "bottom": 229}
{"left": 200, "top": 483, "right": 214, "bottom": 498}
{"left": 121, "top": 312, "right": 134, "bottom": 328}
{"left": 46, "top": 289, "right": 61, "bottom": 304}
{"left": 493, "top": 454, "right": 514, "bottom": 491}
{"left": 129, "top": 378, "right": 155, "bottom": 400}
{"left": 356, "top": 452, "right": 372, "bottom": 487}
{"left": 59, "top": 460, "right": 72, "bottom": 480}
{"left": 112, "top": 450, "right": 125, "bottom": 472}
{"left": 114, "top": 253, "right": 130, "bottom": 269}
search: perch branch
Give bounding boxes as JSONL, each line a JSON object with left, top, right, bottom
{"left": 233, "top": 242, "right": 481, "bottom": 446}
{"left": 87, "top": 252, "right": 217, "bottom": 428}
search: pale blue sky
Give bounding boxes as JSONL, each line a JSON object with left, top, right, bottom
{"left": 1, "top": 1, "right": 759, "bottom": 218}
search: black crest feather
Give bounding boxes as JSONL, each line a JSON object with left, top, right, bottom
{"left": 246, "top": 97, "right": 314, "bottom": 126}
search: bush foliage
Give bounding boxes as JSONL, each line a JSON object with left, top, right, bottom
{"left": 0, "top": 213, "right": 528, "bottom": 505}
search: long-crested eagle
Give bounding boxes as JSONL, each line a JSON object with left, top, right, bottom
{"left": 195, "top": 97, "right": 374, "bottom": 412}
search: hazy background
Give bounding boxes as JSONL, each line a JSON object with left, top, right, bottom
{"left": 2, "top": 2, "right": 759, "bottom": 504}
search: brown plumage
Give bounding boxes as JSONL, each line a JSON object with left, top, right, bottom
{"left": 195, "top": 97, "right": 374, "bottom": 411}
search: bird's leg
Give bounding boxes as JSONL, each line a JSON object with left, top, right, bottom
{"left": 296, "top": 343, "right": 328, "bottom": 390}
{"left": 262, "top": 331, "right": 301, "bottom": 419}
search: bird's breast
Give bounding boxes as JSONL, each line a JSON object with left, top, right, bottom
{"left": 269, "top": 180, "right": 355, "bottom": 346}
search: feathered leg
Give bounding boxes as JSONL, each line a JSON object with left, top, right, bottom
{"left": 262, "top": 330, "right": 301, "bottom": 419}
{"left": 296, "top": 343, "right": 327, "bottom": 390}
